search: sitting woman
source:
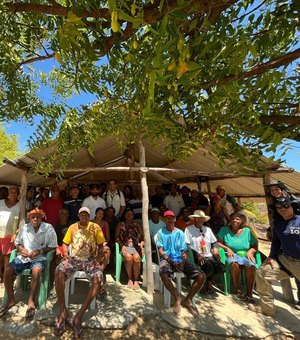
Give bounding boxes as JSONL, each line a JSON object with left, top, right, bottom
{"left": 217, "top": 212, "right": 258, "bottom": 303}
{"left": 92, "top": 207, "right": 111, "bottom": 271}
{"left": 115, "top": 208, "right": 144, "bottom": 291}
{"left": 185, "top": 210, "right": 225, "bottom": 294}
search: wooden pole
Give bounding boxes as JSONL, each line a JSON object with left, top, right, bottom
{"left": 19, "top": 168, "right": 28, "bottom": 229}
{"left": 139, "top": 141, "right": 154, "bottom": 296}
{"left": 263, "top": 174, "right": 295, "bottom": 304}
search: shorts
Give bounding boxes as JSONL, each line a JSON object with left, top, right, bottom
{"left": 125, "top": 246, "right": 138, "bottom": 255}
{"left": 226, "top": 254, "right": 257, "bottom": 268}
{"left": 0, "top": 237, "right": 16, "bottom": 255}
{"left": 10, "top": 257, "right": 47, "bottom": 276}
{"left": 55, "top": 257, "right": 103, "bottom": 281}
{"left": 159, "top": 259, "right": 200, "bottom": 280}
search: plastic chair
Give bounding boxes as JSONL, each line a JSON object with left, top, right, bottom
{"left": 115, "top": 242, "right": 145, "bottom": 285}
{"left": 64, "top": 271, "right": 96, "bottom": 309}
{"left": 5, "top": 249, "right": 55, "bottom": 309}
{"left": 219, "top": 248, "right": 262, "bottom": 296}
{"left": 154, "top": 235, "right": 194, "bottom": 308}
{"left": 187, "top": 248, "right": 229, "bottom": 295}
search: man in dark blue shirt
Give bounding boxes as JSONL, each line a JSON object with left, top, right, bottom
{"left": 63, "top": 184, "right": 82, "bottom": 223}
{"left": 249, "top": 197, "right": 300, "bottom": 317}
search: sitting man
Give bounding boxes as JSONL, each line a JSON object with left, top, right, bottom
{"left": 0, "top": 208, "right": 57, "bottom": 319}
{"left": 156, "top": 210, "right": 206, "bottom": 317}
{"left": 185, "top": 210, "right": 225, "bottom": 294}
{"left": 54, "top": 207, "right": 105, "bottom": 338}
{"left": 248, "top": 197, "right": 300, "bottom": 317}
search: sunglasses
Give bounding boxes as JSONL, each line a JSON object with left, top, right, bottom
{"left": 276, "top": 204, "right": 291, "bottom": 209}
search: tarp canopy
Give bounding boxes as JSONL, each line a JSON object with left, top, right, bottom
{"left": 0, "top": 137, "right": 298, "bottom": 198}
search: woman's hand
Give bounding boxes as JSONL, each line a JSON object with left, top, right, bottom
{"left": 246, "top": 249, "right": 256, "bottom": 263}
{"left": 212, "top": 247, "right": 220, "bottom": 259}
{"left": 121, "top": 245, "right": 126, "bottom": 256}
{"left": 226, "top": 248, "right": 235, "bottom": 257}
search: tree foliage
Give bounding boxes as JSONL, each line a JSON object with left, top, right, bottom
{"left": 0, "top": 0, "right": 299, "bottom": 173}
{"left": 0, "top": 124, "right": 21, "bottom": 161}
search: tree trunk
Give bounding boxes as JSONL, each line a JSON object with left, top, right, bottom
{"left": 139, "top": 141, "right": 154, "bottom": 297}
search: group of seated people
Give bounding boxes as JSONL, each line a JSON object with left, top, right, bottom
{"left": 0, "top": 180, "right": 299, "bottom": 338}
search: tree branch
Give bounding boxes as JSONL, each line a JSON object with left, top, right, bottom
{"left": 200, "top": 47, "right": 300, "bottom": 89}
{"left": 19, "top": 53, "right": 56, "bottom": 66}
{"left": 259, "top": 115, "right": 300, "bottom": 124}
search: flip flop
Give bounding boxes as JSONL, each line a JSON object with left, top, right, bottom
{"left": 54, "top": 320, "right": 66, "bottom": 337}
{"left": 183, "top": 299, "right": 198, "bottom": 318}
{"left": 25, "top": 307, "right": 36, "bottom": 319}
{"left": 72, "top": 320, "right": 83, "bottom": 339}
{"left": 0, "top": 304, "right": 15, "bottom": 318}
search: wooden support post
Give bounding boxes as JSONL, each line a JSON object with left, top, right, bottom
{"left": 139, "top": 141, "right": 154, "bottom": 297}
{"left": 19, "top": 168, "right": 28, "bottom": 229}
{"left": 263, "top": 174, "right": 295, "bottom": 304}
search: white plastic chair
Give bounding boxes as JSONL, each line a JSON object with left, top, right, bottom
{"left": 154, "top": 234, "right": 194, "bottom": 308}
{"left": 64, "top": 247, "right": 96, "bottom": 309}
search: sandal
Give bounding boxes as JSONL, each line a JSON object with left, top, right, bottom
{"left": 54, "top": 320, "right": 67, "bottom": 337}
{"left": 133, "top": 281, "right": 141, "bottom": 292}
{"left": 0, "top": 303, "right": 15, "bottom": 318}
{"left": 98, "top": 287, "right": 108, "bottom": 298}
{"left": 245, "top": 296, "right": 255, "bottom": 304}
{"left": 25, "top": 307, "right": 36, "bottom": 319}
{"left": 236, "top": 290, "right": 246, "bottom": 301}
{"left": 72, "top": 320, "right": 83, "bottom": 339}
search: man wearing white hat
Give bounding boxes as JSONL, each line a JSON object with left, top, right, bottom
{"left": 54, "top": 207, "right": 106, "bottom": 338}
{"left": 185, "top": 210, "right": 225, "bottom": 294}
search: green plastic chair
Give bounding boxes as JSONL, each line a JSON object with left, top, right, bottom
{"left": 187, "top": 248, "right": 228, "bottom": 295}
{"left": 4, "top": 249, "right": 55, "bottom": 309}
{"left": 115, "top": 242, "right": 145, "bottom": 284}
{"left": 218, "top": 248, "right": 262, "bottom": 296}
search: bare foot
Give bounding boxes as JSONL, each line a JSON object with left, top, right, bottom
{"left": 183, "top": 298, "right": 198, "bottom": 317}
{"left": 173, "top": 296, "right": 181, "bottom": 315}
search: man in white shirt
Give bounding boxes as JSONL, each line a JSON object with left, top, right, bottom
{"left": 0, "top": 208, "right": 57, "bottom": 319}
{"left": 185, "top": 210, "right": 224, "bottom": 294}
{"left": 102, "top": 180, "right": 125, "bottom": 219}
{"left": 163, "top": 184, "right": 185, "bottom": 217}
{"left": 82, "top": 184, "right": 106, "bottom": 220}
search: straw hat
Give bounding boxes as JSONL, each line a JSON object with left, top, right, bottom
{"left": 188, "top": 210, "right": 210, "bottom": 222}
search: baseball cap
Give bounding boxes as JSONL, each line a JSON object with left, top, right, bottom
{"left": 70, "top": 184, "right": 79, "bottom": 189}
{"left": 79, "top": 207, "right": 90, "bottom": 215}
{"left": 216, "top": 185, "right": 225, "bottom": 190}
{"left": 151, "top": 207, "right": 160, "bottom": 213}
{"left": 164, "top": 210, "right": 176, "bottom": 217}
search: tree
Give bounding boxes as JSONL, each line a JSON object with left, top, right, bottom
{"left": 0, "top": 124, "right": 20, "bottom": 161}
{"left": 0, "top": 0, "right": 299, "bottom": 172}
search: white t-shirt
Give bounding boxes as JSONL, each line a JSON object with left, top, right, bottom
{"left": 102, "top": 190, "right": 125, "bottom": 216}
{"left": 82, "top": 196, "right": 106, "bottom": 220}
{"left": 185, "top": 225, "right": 217, "bottom": 258}
{"left": 163, "top": 194, "right": 185, "bottom": 216}
{"left": 0, "top": 199, "right": 20, "bottom": 237}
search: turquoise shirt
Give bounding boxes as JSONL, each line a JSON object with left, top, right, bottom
{"left": 217, "top": 226, "right": 257, "bottom": 253}
{"left": 156, "top": 227, "right": 186, "bottom": 263}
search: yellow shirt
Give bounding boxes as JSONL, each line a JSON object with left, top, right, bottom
{"left": 63, "top": 221, "right": 105, "bottom": 261}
